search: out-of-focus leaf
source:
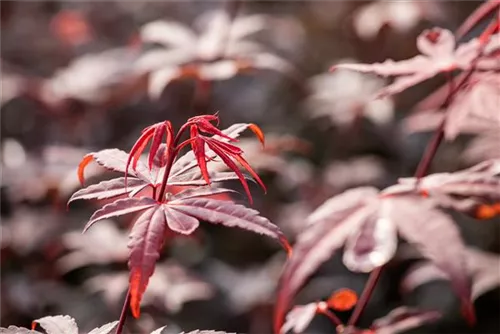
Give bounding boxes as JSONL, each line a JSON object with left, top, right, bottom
{"left": 371, "top": 307, "right": 441, "bottom": 334}
{"left": 32, "top": 315, "right": 78, "bottom": 334}
{"left": 393, "top": 159, "right": 500, "bottom": 219}
{"left": 57, "top": 221, "right": 129, "bottom": 272}
{"left": 333, "top": 28, "right": 498, "bottom": 97}
{"left": 352, "top": 1, "right": 444, "bottom": 40}
{"left": 87, "top": 321, "right": 119, "bottom": 334}
{"left": 456, "top": 0, "right": 500, "bottom": 39}
{"left": 401, "top": 247, "right": 500, "bottom": 300}
{"left": 386, "top": 197, "right": 474, "bottom": 323}
{"left": 464, "top": 131, "right": 500, "bottom": 163}
{"left": 275, "top": 187, "right": 379, "bottom": 332}
{"left": 307, "top": 63, "right": 394, "bottom": 126}
{"left": 0, "top": 327, "right": 40, "bottom": 334}
{"left": 281, "top": 302, "right": 318, "bottom": 334}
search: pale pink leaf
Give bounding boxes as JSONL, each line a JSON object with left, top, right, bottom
{"left": 281, "top": 302, "right": 318, "bottom": 334}
{"left": 0, "top": 326, "right": 41, "bottom": 334}
{"left": 169, "top": 198, "right": 288, "bottom": 246}
{"left": 91, "top": 149, "right": 151, "bottom": 182}
{"left": 68, "top": 177, "right": 148, "bottom": 204}
{"left": 88, "top": 321, "right": 119, "bottom": 334}
{"left": 32, "top": 315, "right": 78, "bottom": 334}
{"left": 164, "top": 207, "right": 199, "bottom": 235}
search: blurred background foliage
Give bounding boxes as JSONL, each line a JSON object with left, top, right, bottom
{"left": 1, "top": 1, "right": 498, "bottom": 333}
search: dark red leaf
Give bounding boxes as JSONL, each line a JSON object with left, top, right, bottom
{"left": 128, "top": 206, "right": 166, "bottom": 318}
{"left": 84, "top": 197, "right": 157, "bottom": 232}
{"left": 148, "top": 122, "right": 167, "bottom": 169}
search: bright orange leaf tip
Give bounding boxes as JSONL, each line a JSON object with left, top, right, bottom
{"left": 129, "top": 270, "right": 143, "bottom": 318}
{"left": 280, "top": 235, "right": 293, "bottom": 258}
{"left": 31, "top": 321, "right": 37, "bottom": 330}
{"left": 77, "top": 154, "right": 94, "bottom": 186}
{"left": 327, "top": 288, "right": 358, "bottom": 312}
{"left": 248, "top": 123, "right": 265, "bottom": 147}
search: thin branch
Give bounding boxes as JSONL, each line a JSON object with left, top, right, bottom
{"left": 115, "top": 289, "right": 131, "bottom": 334}
{"left": 347, "top": 266, "right": 383, "bottom": 326}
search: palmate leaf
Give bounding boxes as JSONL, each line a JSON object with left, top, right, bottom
{"left": 275, "top": 187, "right": 473, "bottom": 331}
{"left": 84, "top": 185, "right": 289, "bottom": 318}
{"left": 332, "top": 28, "right": 499, "bottom": 98}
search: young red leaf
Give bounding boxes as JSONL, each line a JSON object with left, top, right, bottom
{"left": 128, "top": 206, "right": 166, "bottom": 318}
{"left": 84, "top": 197, "right": 157, "bottom": 232}
{"left": 248, "top": 123, "right": 265, "bottom": 146}
{"left": 332, "top": 28, "right": 493, "bottom": 98}
{"left": 31, "top": 315, "right": 78, "bottom": 334}
{"left": 148, "top": 122, "right": 167, "bottom": 169}
{"left": 190, "top": 126, "right": 211, "bottom": 185}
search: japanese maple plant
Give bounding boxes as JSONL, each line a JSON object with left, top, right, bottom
{"left": 69, "top": 115, "right": 292, "bottom": 333}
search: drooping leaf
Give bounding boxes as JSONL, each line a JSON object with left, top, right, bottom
{"left": 68, "top": 177, "right": 148, "bottom": 204}
{"left": 274, "top": 187, "right": 379, "bottom": 332}
{"left": 128, "top": 206, "right": 166, "bottom": 318}
{"left": 84, "top": 197, "right": 157, "bottom": 232}
{"left": 332, "top": 28, "right": 497, "bottom": 97}
{"left": 281, "top": 302, "right": 318, "bottom": 334}
{"left": 31, "top": 315, "right": 78, "bottom": 334}
{"left": 385, "top": 196, "right": 474, "bottom": 324}
{"left": 401, "top": 247, "right": 500, "bottom": 300}
{"left": 371, "top": 307, "right": 441, "bottom": 334}
{"left": 169, "top": 197, "right": 290, "bottom": 252}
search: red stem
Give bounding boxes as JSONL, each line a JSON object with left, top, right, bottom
{"left": 115, "top": 289, "right": 131, "bottom": 334}
{"left": 347, "top": 266, "right": 383, "bottom": 326}
{"left": 319, "top": 308, "right": 343, "bottom": 327}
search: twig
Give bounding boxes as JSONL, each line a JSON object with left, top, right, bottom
{"left": 115, "top": 289, "right": 131, "bottom": 334}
